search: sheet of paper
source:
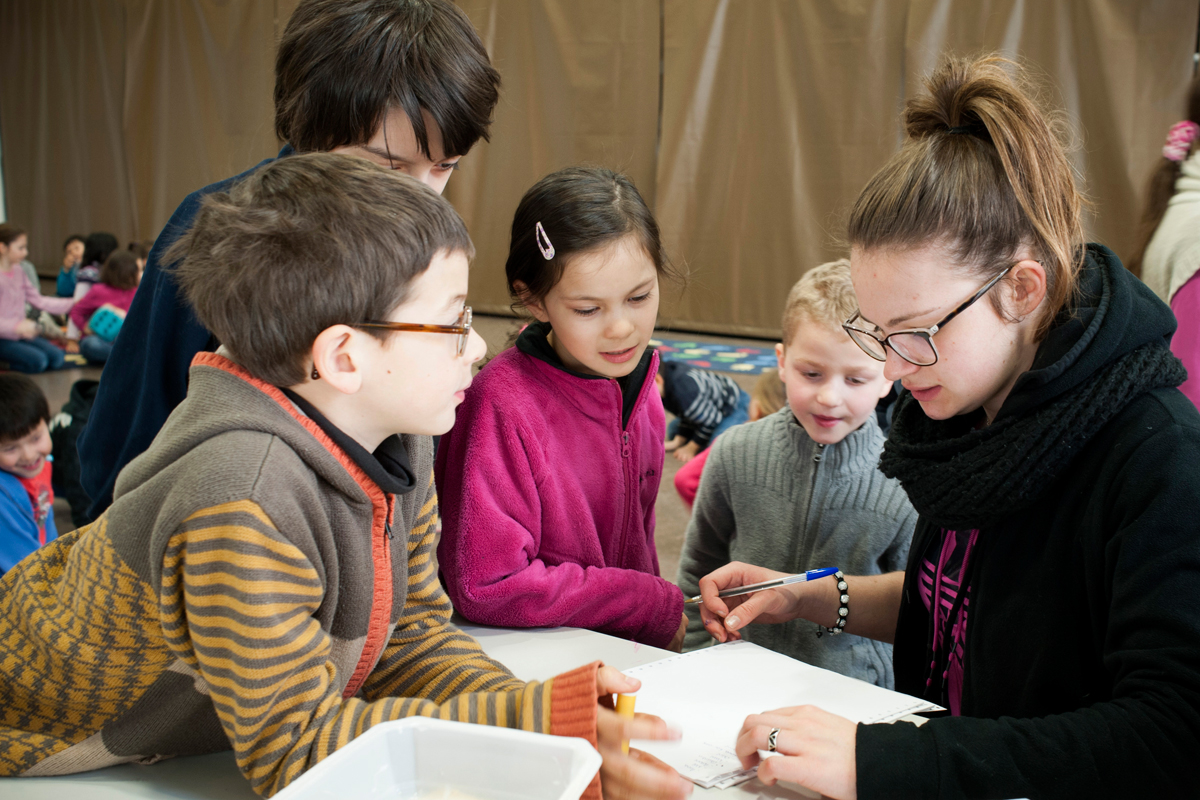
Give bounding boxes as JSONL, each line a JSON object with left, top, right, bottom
{"left": 624, "top": 640, "right": 942, "bottom": 788}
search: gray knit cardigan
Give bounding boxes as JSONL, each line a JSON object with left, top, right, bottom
{"left": 676, "top": 407, "right": 916, "bottom": 688}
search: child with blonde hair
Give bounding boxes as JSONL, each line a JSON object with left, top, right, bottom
{"left": 677, "top": 259, "right": 915, "bottom": 687}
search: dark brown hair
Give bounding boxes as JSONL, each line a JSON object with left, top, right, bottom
{"left": 100, "top": 250, "right": 141, "bottom": 291}
{"left": 0, "top": 373, "right": 50, "bottom": 444}
{"left": 506, "top": 166, "right": 676, "bottom": 310}
{"left": 81, "top": 232, "right": 118, "bottom": 269}
{"left": 275, "top": 0, "right": 501, "bottom": 158}
{"left": 128, "top": 240, "right": 152, "bottom": 261}
{"left": 1128, "top": 74, "right": 1200, "bottom": 279}
{"left": 167, "top": 152, "right": 473, "bottom": 387}
{"left": 0, "top": 223, "right": 26, "bottom": 247}
{"left": 848, "top": 56, "right": 1084, "bottom": 339}
{"left": 63, "top": 234, "right": 85, "bottom": 251}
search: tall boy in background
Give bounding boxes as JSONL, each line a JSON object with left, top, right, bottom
{"left": 80, "top": 0, "right": 502, "bottom": 521}
{"left": 0, "top": 374, "right": 58, "bottom": 575}
{"left": 676, "top": 259, "right": 916, "bottom": 688}
{"left": 0, "top": 155, "right": 690, "bottom": 800}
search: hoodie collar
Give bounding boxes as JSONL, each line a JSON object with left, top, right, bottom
{"left": 997, "top": 243, "right": 1178, "bottom": 421}
{"left": 281, "top": 388, "right": 415, "bottom": 496}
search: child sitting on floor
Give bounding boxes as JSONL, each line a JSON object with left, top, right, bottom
{"left": 673, "top": 369, "right": 786, "bottom": 508}
{"left": 436, "top": 166, "right": 687, "bottom": 652}
{"left": 0, "top": 154, "right": 689, "bottom": 800}
{"left": 676, "top": 259, "right": 916, "bottom": 688}
{"left": 69, "top": 249, "right": 141, "bottom": 364}
{"left": 0, "top": 224, "right": 76, "bottom": 373}
{"left": 656, "top": 361, "right": 750, "bottom": 462}
{"left": 0, "top": 374, "right": 59, "bottom": 575}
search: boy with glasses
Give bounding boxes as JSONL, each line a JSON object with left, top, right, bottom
{"left": 0, "top": 155, "right": 690, "bottom": 800}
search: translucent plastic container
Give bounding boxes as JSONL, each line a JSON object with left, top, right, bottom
{"left": 275, "top": 717, "right": 602, "bottom": 800}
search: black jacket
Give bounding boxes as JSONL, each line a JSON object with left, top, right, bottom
{"left": 857, "top": 246, "right": 1200, "bottom": 799}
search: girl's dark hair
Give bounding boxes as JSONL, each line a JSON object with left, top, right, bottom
{"left": 100, "top": 250, "right": 141, "bottom": 291}
{"left": 848, "top": 56, "right": 1084, "bottom": 340}
{"left": 0, "top": 223, "right": 26, "bottom": 247}
{"left": 506, "top": 167, "right": 675, "bottom": 309}
{"left": 63, "top": 234, "right": 85, "bottom": 251}
{"left": 275, "top": 0, "right": 501, "bottom": 158}
{"left": 81, "top": 232, "right": 119, "bottom": 269}
{"left": 128, "top": 240, "right": 152, "bottom": 260}
{"left": 0, "top": 374, "right": 50, "bottom": 444}
{"left": 1128, "top": 74, "right": 1200, "bottom": 279}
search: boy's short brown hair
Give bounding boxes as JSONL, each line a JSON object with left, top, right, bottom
{"left": 781, "top": 258, "right": 857, "bottom": 345}
{"left": 167, "top": 152, "right": 473, "bottom": 387}
{"left": 275, "top": 0, "right": 501, "bottom": 158}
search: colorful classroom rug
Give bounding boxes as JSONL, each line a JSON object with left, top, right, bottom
{"left": 651, "top": 335, "right": 778, "bottom": 375}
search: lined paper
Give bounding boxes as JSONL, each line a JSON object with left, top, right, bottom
{"left": 625, "top": 640, "right": 941, "bottom": 788}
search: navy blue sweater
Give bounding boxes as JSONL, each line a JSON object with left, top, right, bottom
{"left": 78, "top": 146, "right": 294, "bottom": 520}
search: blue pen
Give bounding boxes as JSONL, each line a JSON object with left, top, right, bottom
{"left": 684, "top": 567, "right": 840, "bottom": 605}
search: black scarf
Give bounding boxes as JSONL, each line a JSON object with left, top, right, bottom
{"left": 881, "top": 340, "right": 1185, "bottom": 530}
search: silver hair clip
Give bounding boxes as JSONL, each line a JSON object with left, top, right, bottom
{"left": 535, "top": 221, "right": 555, "bottom": 260}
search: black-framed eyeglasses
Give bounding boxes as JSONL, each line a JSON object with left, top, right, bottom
{"left": 352, "top": 306, "right": 473, "bottom": 356}
{"left": 842, "top": 267, "right": 1012, "bottom": 367}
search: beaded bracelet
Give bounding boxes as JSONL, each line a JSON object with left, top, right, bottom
{"left": 815, "top": 570, "right": 848, "bottom": 637}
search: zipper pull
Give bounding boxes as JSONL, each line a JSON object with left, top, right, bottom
{"left": 622, "top": 432, "right": 631, "bottom": 458}
{"left": 385, "top": 517, "right": 393, "bottom": 540}
{"left": 385, "top": 496, "right": 395, "bottom": 539}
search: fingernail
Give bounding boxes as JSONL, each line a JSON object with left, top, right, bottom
{"left": 667, "top": 726, "right": 683, "bottom": 740}
{"left": 726, "top": 616, "right": 739, "bottom": 630}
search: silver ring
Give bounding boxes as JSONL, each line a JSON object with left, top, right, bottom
{"left": 767, "top": 727, "right": 780, "bottom": 752}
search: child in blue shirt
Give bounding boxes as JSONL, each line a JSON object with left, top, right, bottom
{"left": 0, "top": 374, "right": 58, "bottom": 574}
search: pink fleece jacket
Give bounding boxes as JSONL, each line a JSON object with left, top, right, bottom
{"left": 1, "top": 266, "right": 74, "bottom": 339}
{"left": 435, "top": 346, "right": 684, "bottom": 648}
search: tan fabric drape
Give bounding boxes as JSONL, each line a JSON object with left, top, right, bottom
{"left": 653, "top": 0, "right": 1200, "bottom": 336}
{"left": 0, "top": 0, "right": 292, "bottom": 273}
{"left": 444, "top": 1, "right": 662, "bottom": 315}
{"left": 2, "top": 0, "right": 1197, "bottom": 333}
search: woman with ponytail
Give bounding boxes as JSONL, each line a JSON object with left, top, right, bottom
{"left": 697, "top": 56, "right": 1200, "bottom": 799}
{"left": 1134, "top": 74, "right": 1200, "bottom": 406}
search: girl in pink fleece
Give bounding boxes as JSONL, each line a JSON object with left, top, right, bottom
{"left": 436, "top": 167, "right": 687, "bottom": 651}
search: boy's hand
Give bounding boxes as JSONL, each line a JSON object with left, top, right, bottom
{"left": 672, "top": 441, "right": 701, "bottom": 463}
{"left": 664, "top": 435, "right": 688, "bottom": 453}
{"left": 596, "top": 667, "right": 692, "bottom": 799}
{"left": 668, "top": 613, "right": 688, "bottom": 653}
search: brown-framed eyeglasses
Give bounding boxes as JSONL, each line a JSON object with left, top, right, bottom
{"left": 351, "top": 306, "right": 473, "bottom": 356}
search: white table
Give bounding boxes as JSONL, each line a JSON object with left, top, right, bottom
{"left": 0, "top": 623, "right": 814, "bottom": 799}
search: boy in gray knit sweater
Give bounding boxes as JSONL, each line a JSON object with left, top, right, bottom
{"left": 676, "top": 259, "right": 916, "bottom": 688}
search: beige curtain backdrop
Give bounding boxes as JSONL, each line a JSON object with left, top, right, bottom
{"left": 654, "top": 0, "right": 1200, "bottom": 336}
{"left": 1, "top": 0, "right": 1197, "bottom": 334}
{"left": 444, "top": 0, "right": 662, "bottom": 315}
{"left": 0, "top": 0, "right": 296, "bottom": 273}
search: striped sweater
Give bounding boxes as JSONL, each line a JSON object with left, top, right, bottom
{"left": 0, "top": 352, "right": 600, "bottom": 797}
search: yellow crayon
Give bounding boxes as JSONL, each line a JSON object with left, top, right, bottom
{"left": 615, "top": 693, "right": 636, "bottom": 754}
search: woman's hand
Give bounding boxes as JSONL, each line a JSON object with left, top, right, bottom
{"left": 736, "top": 705, "right": 858, "bottom": 800}
{"left": 698, "top": 562, "right": 817, "bottom": 643}
{"left": 595, "top": 666, "right": 693, "bottom": 799}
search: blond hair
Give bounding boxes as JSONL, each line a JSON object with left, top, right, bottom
{"left": 751, "top": 370, "right": 786, "bottom": 417}
{"left": 781, "top": 258, "right": 857, "bottom": 344}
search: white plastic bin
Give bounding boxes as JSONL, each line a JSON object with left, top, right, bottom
{"left": 274, "top": 717, "right": 602, "bottom": 800}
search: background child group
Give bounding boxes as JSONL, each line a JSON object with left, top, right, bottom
{"left": 2, "top": 1, "right": 1198, "bottom": 799}
{"left": 0, "top": 226, "right": 145, "bottom": 371}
